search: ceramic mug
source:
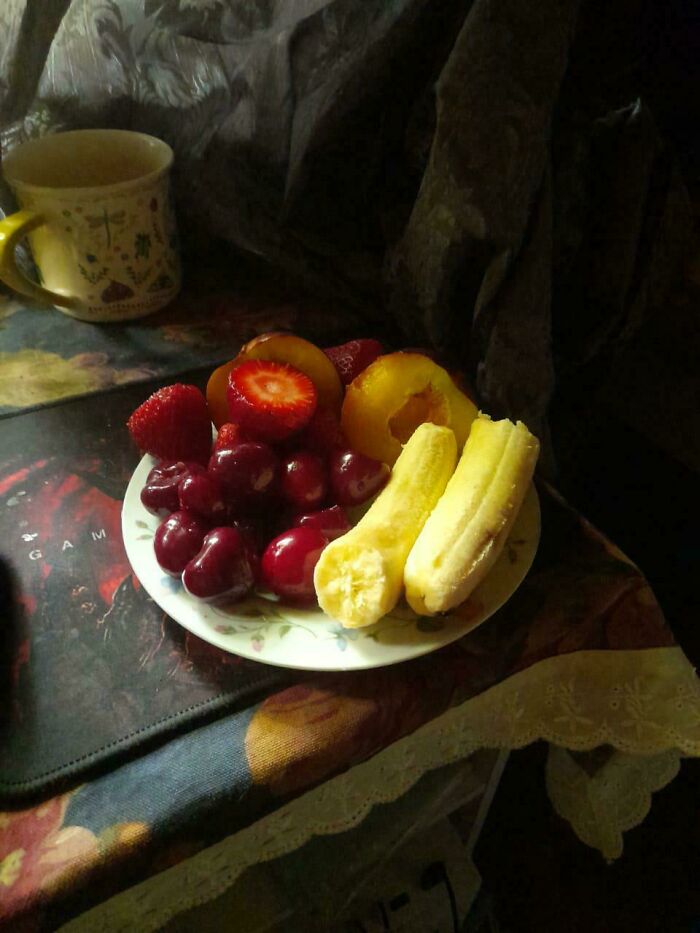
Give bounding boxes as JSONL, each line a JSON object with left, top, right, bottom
{"left": 0, "top": 129, "right": 181, "bottom": 322}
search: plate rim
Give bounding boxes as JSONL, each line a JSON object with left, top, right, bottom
{"left": 121, "top": 454, "right": 541, "bottom": 671}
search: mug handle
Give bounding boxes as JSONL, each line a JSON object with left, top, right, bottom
{"left": 0, "top": 210, "right": 78, "bottom": 309}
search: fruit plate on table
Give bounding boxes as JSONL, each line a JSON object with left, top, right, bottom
{"left": 122, "top": 455, "right": 540, "bottom": 672}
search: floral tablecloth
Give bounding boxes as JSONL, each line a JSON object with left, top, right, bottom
{"left": 1, "top": 282, "right": 700, "bottom": 932}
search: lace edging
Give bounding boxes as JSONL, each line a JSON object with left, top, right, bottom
{"left": 60, "top": 646, "right": 700, "bottom": 933}
{"left": 546, "top": 746, "right": 681, "bottom": 860}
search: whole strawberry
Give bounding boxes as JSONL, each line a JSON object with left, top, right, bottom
{"left": 127, "top": 384, "right": 212, "bottom": 464}
{"left": 324, "top": 338, "right": 383, "bottom": 386}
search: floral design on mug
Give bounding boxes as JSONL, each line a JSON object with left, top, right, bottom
{"left": 126, "top": 265, "right": 153, "bottom": 286}
{"left": 78, "top": 262, "right": 109, "bottom": 285}
{"left": 134, "top": 233, "right": 151, "bottom": 259}
{"left": 86, "top": 208, "right": 126, "bottom": 248}
{"left": 148, "top": 274, "right": 174, "bottom": 292}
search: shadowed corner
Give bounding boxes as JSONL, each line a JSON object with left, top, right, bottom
{"left": 0, "top": 556, "right": 21, "bottom": 733}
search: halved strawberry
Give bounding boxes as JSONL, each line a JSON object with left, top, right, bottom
{"left": 127, "top": 384, "right": 212, "bottom": 464}
{"left": 324, "top": 338, "right": 384, "bottom": 385}
{"left": 212, "top": 422, "right": 247, "bottom": 455}
{"left": 226, "top": 360, "right": 317, "bottom": 442}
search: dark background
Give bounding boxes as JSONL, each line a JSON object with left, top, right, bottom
{"left": 476, "top": 3, "right": 700, "bottom": 930}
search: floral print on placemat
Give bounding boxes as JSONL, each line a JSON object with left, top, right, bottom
{"left": 0, "top": 281, "right": 358, "bottom": 416}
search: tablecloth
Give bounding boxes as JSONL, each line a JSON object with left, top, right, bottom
{"left": 1, "top": 278, "right": 699, "bottom": 931}
{"left": 65, "top": 753, "right": 498, "bottom": 932}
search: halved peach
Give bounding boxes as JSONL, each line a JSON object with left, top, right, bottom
{"left": 206, "top": 332, "right": 343, "bottom": 429}
{"left": 341, "top": 352, "right": 478, "bottom": 465}
{"left": 207, "top": 360, "right": 236, "bottom": 428}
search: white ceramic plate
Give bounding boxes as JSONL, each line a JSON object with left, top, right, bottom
{"left": 122, "top": 453, "right": 541, "bottom": 671}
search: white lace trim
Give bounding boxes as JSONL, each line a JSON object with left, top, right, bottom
{"left": 546, "top": 746, "right": 681, "bottom": 861}
{"left": 60, "top": 646, "right": 700, "bottom": 933}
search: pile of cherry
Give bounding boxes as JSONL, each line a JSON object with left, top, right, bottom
{"left": 131, "top": 352, "right": 389, "bottom": 606}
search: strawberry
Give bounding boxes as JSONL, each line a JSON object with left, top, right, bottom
{"left": 296, "top": 404, "right": 343, "bottom": 456}
{"left": 324, "top": 338, "right": 384, "bottom": 385}
{"left": 127, "top": 384, "right": 212, "bottom": 464}
{"left": 212, "top": 422, "right": 247, "bottom": 455}
{"left": 226, "top": 360, "right": 317, "bottom": 442}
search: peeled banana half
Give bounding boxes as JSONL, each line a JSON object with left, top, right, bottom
{"left": 314, "top": 422, "right": 457, "bottom": 628}
{"left": 403, "top": 414, "right": 539, "bottom": 616}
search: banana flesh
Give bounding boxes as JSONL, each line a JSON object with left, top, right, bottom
{"left": 404, "top": 414, "right": 539, "bottom": 615}
{"left": 314, "top": 422, "right": 457, "bottom": 628}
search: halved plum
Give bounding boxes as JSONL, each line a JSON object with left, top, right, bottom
{"left": 207, "top": 332, "right": 342, "bottom": 428}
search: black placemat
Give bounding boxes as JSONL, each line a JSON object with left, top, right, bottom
{"left": 0, "top": 371, "right": 288, "bottom": 804}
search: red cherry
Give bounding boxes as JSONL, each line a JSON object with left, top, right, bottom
{"left": 207, "top": 442, "right": 279, "bottom": 514}
{"left": 292, "top": 505, "right": 351, "bottom": 541}
{"left": 280, "top": 451, "right": 327, "bottom": 509}
{"left": 230, "top": 519, "right": 262, "bottom": 585}
{"left": 178, "top": 471, "right": 227, "bottom": 522}
{"left": 183, "top": 527, "right": 254, "bottom": 601}
{"left": 329, "top": 449, "right": 390, "bottom": 507}
{"left": 140, "top": 461, "right": 204, "bottom": 516}
{"left": 261, "top": 527, "right": 328, "bottom": 604}
{"left": 154, "top": 510, "right": 208, "bottom": 576}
